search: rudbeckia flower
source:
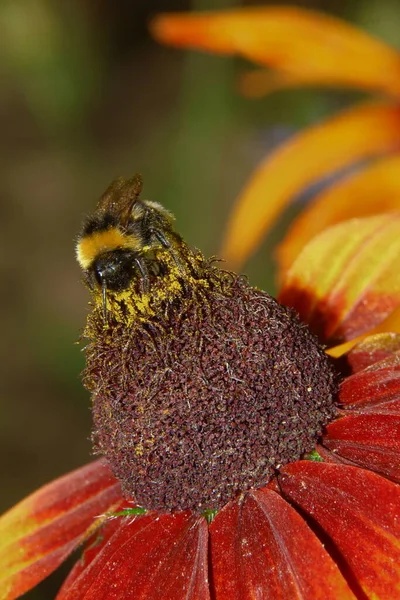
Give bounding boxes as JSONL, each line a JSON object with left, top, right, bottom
{"left": 2, "top": 177, "right": 400, "bottom": 599}
{"left": 3, "top": 7, "right": 400, "bottom": 600}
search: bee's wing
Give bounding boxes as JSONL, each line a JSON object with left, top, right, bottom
{"left": 96, "top": 174, "right": 143, "bottom": 227}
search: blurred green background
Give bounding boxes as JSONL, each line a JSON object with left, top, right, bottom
{"left": 0, "top": 0, "right": 399, "bottom": 597}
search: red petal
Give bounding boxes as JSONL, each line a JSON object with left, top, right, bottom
{"left": 280, "top": 462, "right": 400, "bottom": 599}
{"left": 0, "top": 460, "right": 122, "bottom": 600}
{"left": 58, "top": 512, "right": 125, "bottom": 597}
{"left": 209, "top": 489, "right": 354, "bottom": 599}
{"left": 314, "top": 444, "right": 351, "bottom": 466}
{"left": 347, "top": 332, "right": 400, "bottom": 372}
{"left": 339, "top": 352, "right": 400, "bottom": 413}
{"left": 57, "top": 512, "right": 209, "bottom": 600}
{"left": 323, "top": 414, "right": 400, "bottom": 482}
{"left": 279, "top": 213, "right": 400, "bottom": 345}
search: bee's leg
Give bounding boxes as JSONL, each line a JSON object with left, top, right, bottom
{"left": 102, "top": 278, "right": 108, "bottom": 321}
{"left": 134, "top": 257, "right": 150, "bottom": 293}
{"left": 152, "top": 229, "right": 189, "bottom": 277}
{"left": 170, "top": 249, "right": 188, "bottom": 279}
{"left": 153, "top": 230, "right": 170, "bottom": 249}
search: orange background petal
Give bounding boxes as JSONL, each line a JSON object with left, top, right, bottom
{"left": 278, "top": 153, "right": 400, "bottom": 273}
{"left": 279, "top": 213, "right": 400, "bottom": 345}
{"left": 221, "top": 103, "right": 400, "bottom": 269}
{"left": 151, "top": 7, "right": 400, "bottom": 97}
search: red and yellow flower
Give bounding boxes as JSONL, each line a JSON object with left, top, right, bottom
{"left": 2, "top": 6, "right": 400, "bottom": 600}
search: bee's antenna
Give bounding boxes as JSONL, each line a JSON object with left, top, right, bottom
{"left": 102, "top": 279, "right": 108, "bottom": 321}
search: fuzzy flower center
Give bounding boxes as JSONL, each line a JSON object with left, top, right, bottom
{"left": 83, "top": 249, "right": 338, "bottom": 513}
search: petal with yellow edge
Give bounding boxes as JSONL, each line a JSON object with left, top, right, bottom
{"left": 150, "top": 7, "right": 400, "bottom": 97}
{"left": 0, "top": 460, "right": 123, "bottom": 600}
{"left": 278, "top": 213, "right": 400, "bottom": 345}
{"left": 221, "top": 102, "right": 400, "bottom": 270}
{"left": 280, "top": 462, "right": 400, "bottom": 600}
{"left": 278, "top": 153, "right": 400, "bottom": 273}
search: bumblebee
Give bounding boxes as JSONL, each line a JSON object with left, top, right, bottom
{"left": 76, "top": 174, "right": 184, "bottom": 315}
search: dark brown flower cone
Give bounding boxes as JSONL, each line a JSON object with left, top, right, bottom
{"left": 83, "top": 246, "right": 338, "bottom": 512}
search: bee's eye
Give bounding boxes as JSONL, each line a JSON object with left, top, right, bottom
{"left": 92, "top": 250, "right": 136, "bottom": 292}
{"left": 94, "top": 261, "right": 118, "bottom": 284}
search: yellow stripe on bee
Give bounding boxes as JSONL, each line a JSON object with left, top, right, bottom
{"left": 76, "top": 228, "right": 142, "bottom": 269}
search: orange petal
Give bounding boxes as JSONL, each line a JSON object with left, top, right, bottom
{"left": 150, "top": 7, "right": 400, "bottom": 97}
{"left": 0, "top": 460, "right": 122, "bottom": 600}
{"left": 278, "top": 153, "right": 400, "bottom": 273}
{"left": 280, "top": 462, "right": 400, "bottom": 600}
{"left": 326, "top": 337, "right": 364, "bottom": 359}
{"left": 221, "top": 102, "right": 400, "bottom": 269}
{"left": 279, "top": 213, "right": 400, "bottom": 345}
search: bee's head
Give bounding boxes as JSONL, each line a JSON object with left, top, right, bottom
{"left": 90, "top": 249, "right": 139, "bottom": 292}
{"left": 76, "top": 207, "right": 144, "bottom": 319}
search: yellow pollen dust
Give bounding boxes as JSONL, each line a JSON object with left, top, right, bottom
{"left": 88, "top": 246, "right": 210, "bottom": 329}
